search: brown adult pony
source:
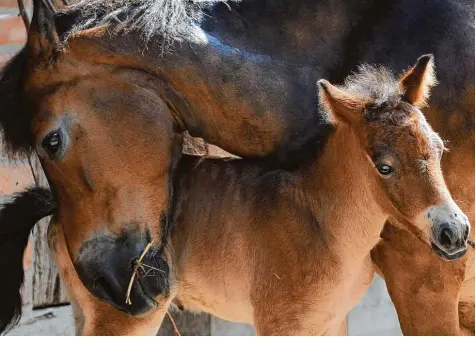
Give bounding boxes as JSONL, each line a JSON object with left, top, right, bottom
{"left": 0, "top": 0, "right": 473, "bottom": 334}
{"left": 4, "top": 57, "right": 471, "bottom": 335}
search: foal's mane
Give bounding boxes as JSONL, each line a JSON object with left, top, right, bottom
{"left": 341, "top": 65, "right": 403, "bottom": 107}
{"left": 339, "top": 64, "right": 418, "bottom": 123}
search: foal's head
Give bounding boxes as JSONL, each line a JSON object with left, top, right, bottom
{"left": 0, "top": 1, "right": 184, "bottom": 315}
{"left": 318, "top": 55, "right": 470, "bottom": 260}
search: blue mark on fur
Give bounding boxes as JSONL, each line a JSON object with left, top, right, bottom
{"left": 205, "top": 34, "right": 272, "bottom": 62}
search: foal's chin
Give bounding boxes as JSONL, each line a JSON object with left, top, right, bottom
{"left": 430, "top": 243, "right": 468, "bottom": 261}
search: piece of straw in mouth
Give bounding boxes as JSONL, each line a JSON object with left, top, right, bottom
{"left": 125, "top": 239, "right": 155, "bottom": 305}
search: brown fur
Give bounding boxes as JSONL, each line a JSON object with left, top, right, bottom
{"left": 1, "top": 1, "right": 472, "bottom": 334}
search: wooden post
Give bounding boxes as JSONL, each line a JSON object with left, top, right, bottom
{"left": 158, "top": 310, "right": 211, "bottom": 336}
{"left": 29, "top": 154, "right": 70, "bottom": 308}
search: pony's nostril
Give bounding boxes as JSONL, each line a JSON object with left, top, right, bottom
{"left": 439, "top": 227, "right": 455, "bottom": 247}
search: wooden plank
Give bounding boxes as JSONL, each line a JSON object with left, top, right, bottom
{"left": 30, "top": 154, "right": 70, "bottom": 308}
{"left": 157, "top": 310, "right": 211, "bottom": 336}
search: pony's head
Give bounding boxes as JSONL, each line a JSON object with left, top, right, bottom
{"left": 318, "top": 55, "right": 470, "bottom": 260}
{"left": 0, "top": 0, "right": 206, "bottom": 316}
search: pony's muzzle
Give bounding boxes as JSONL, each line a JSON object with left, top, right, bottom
{"left": 74, "top": 230, "right": 169, "bottom": 315}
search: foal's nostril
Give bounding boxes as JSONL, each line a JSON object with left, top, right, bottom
{"left": 463, "top": 226, "right": 470, "bottom": 241}
{"left": 439, "top": 227, "right": 455, "bottom": 248}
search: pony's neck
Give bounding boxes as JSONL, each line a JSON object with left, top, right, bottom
{"left": 301, "top": 124, "right": 388, "bottom": 260}
{"left": 146, "top": 37, "right": 324, "bottom": 162}
{"left": 68, "top": 30, "right": 326, "bottom": 164}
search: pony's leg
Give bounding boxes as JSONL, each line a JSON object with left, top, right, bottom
{"left": 70, "top": 296, "right": 85, "bottom": 335}
{"left": 371, "top": 223, "right": 468, "bottom": 335}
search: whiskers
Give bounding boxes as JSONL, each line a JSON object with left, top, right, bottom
{"left": 137, "top": 262, "right": 166, "bottom": 277}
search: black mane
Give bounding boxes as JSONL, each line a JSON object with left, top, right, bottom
{"left": 0, "top": 48, "right": 32, "bottom": 159}
{"left": 64, "top": 0, "right": 240, "bottom": 45}
{"left": 0, "top": 187, "right": 55, "bottom": 334}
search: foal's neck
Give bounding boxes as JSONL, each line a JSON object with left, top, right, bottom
{"left": 301, "top": 124, "right": 387, "bottom": 260}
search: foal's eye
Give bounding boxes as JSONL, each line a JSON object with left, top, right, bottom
{"left": 376, "top": 163, "right": 394, "bottom": 176}
{"left": 42, "top": 131, "right": 62, "bottom": 159}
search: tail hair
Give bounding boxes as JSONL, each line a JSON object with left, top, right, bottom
{"left": 0, "top": 186, "right": 55, "bottom": 334}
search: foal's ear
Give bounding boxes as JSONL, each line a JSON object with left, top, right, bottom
{"left": 399, "top": 54, "right": 437, "bottom": 108}
{"left": 317, "top": 80, "right": 366, "bottom": 125}
{"left": 27, "top": 0, "right": 61, "bottom": 61}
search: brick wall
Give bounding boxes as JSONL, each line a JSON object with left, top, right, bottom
{"left": 0, "top": 0, "right": 29, "bottom": 62}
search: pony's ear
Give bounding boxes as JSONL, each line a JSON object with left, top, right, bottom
{"left": 399, "top": 54, "right": 437, "bottom": 108}
{"left": 317, "top": 79, "right": 366, "bottom": 125}
{"left": 27, "top": 0, "right": 60, "bottom": 60}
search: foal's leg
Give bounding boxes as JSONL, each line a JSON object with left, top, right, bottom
{"left": 336, "top": 318, "right": 347, "bottom": 336}
{"left": 371, "top": 223, "right": 468, "bottom": 335}
{"left": 254, "top": 312, "right": 346, "bottom": 336}
{"left": 458, "top": 300, "right": 475, "bottom": 335}
{"left": 253, "top": 294, "right": 341, "bottom": 336}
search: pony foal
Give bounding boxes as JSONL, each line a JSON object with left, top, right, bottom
{"left": 158, "top": 57, "right": 470, "bottom": 334}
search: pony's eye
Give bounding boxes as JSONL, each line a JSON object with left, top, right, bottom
{"left": 42, "top": 131, "right": 62, "bottom": 159}
{"left": 376, "top": 163, "right": 394, "bottom": 176}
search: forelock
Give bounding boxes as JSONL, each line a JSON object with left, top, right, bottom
{"left": 341, "top": 64, "right": 403, "bottom": 107}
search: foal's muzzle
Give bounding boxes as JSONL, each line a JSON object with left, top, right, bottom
{"left": 431, "top": 222, "right": 469, "bottom": 261}
{"left": 74, "top": 230, "right": 169, "bottom": 315}
{"left": 425, "top": 202, "right": 471, "bottom": 261}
